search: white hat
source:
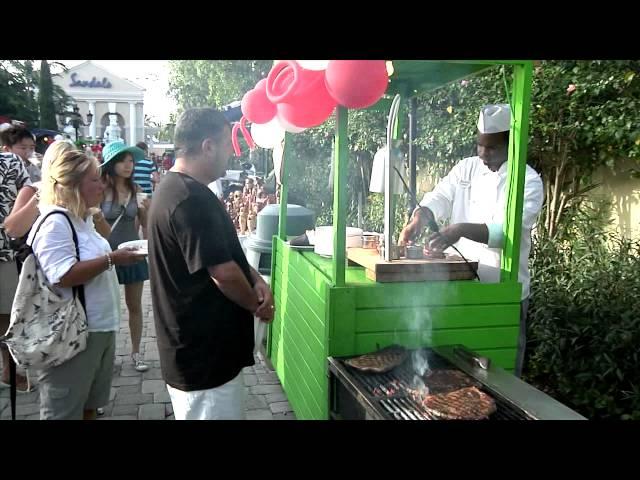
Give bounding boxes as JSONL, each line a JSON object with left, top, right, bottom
{"left": 477, "top": 104, "right": 511, "bottom": 134}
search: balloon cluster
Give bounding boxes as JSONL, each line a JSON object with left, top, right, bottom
{"left": 240, "top": 60, "right": 389, "bottom": 150}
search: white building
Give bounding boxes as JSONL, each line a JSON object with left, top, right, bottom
{"left": 53, "top": 61, "right": 145, "bottom": 144}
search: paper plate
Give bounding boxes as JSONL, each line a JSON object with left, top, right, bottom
{"left": 118, "top": 240, "right": 148, "bottom": 255}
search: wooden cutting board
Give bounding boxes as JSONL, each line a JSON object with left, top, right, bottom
{"left": 347, "top": 247, "right": 478, "bottom": 283}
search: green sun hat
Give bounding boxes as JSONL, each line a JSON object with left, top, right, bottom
{"left": 101, "top": 140, "right": 145, "bottom": 167}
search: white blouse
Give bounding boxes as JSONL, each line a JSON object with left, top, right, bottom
{"left": 419, "top": 156, "right": 544, "bottom": 300}
{"left": 27, "top": 206, "right": 120, "bottom": 332}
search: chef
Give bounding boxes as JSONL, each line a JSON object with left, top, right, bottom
{"left": 398, "top": 104, "right": 544, "bottom": 378}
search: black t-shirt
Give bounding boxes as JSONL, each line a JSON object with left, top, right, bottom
{"left": 148, "top": 172, "right": 255, "bottom": 391}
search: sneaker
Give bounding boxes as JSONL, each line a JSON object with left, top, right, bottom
{"left": 132, "top": 353, "right": 149, "bottom": 372}
{"left": 96, "top": 407, "right": 105, "bottom": 416}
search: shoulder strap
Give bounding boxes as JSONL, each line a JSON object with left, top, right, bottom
{"left": 110, "top": 190, "right": 133, "bottom": 232}
{"left": 32, "top": 210, "right": 86, "bottom": 312}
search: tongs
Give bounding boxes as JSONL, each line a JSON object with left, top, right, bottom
{"left": 454, "top": 346, "right": 491, "bottom": 370}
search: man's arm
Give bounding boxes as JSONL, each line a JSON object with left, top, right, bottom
{"left": 208, "top": 262, "right": 260, "bottom": 314}
{"left": 249, "top": 265, "right": 275, "bottom": 321}
{"left": 398, "top": 206, "right": 436, "bottom": 245}
{"left": 399, "top": 160, "right": 469, "bottom": 245}
{"left": 427, "top": 223, "right": 489, "bottom": 251}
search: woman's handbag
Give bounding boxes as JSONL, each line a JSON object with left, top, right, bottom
{"left": 0, "top": 210, "right": 88, "bottom": 371}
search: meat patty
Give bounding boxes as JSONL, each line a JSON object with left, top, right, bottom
{"left": 345, "top": 345, "right": 408, "bottom": 373}
{"left": 422, "top": 369, "right": 481, "bottom": 393}
{"left": 421, "top": 386, "right": 497, "bottom": 420}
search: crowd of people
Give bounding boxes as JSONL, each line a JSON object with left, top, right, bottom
{"left": 0, "top": 112, "right": 274, "bottom": 420}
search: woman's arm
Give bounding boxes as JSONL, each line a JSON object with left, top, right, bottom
{"left": 92, "top": 209, "right": 111, "bottom": 240}
{"left": 58, "top": 248, "right": 147, "bottom": 287}
{"left": 4, "top": 186, "right": 39, "bottom": 238}
{"left": 136, "top": 185, "right": 149, "bottom": 240}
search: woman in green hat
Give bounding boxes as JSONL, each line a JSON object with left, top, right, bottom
{"left": 99, "top": 141, "right": 149, "bottom": 372}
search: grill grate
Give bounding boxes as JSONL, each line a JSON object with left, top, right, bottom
{"left": 329, "top": 347, "right": 535, "bottom": 420}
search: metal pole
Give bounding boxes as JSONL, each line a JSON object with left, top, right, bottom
{"left": 408, "top": 97, "right": 418, "bottom": 216}
{"left": 332, "top": 106, "right": 348, "bottom": 287}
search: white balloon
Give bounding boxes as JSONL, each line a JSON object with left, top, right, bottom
{"left": 251, "top": 117, "right": 285, "bottom": 149}
{"left": 296, "top": 60, "right": 330, "bottom": 71}
{"left": 276, "top": 113, "right": 307, "bottom": 133}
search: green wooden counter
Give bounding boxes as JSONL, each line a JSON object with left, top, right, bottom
{"left": 267, "top": 238, "right": 521, "bottom": 420}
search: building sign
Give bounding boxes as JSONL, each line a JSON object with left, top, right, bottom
{"left": 69, "top": 73, "right": 112, "bottom": 89}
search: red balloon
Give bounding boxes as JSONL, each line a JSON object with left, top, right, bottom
{"left": 241, "top": 87, "right": 277, "bottom": 125}
{"left": 255, "top": 78, "right": 267, "bottom": 91}
{"left": 277, "top": 75, "right": 336, "bottom": 128}
{"left": 325, "top": 60, "right": 389, "bottom": 109}
{"left": 266, "top": 60, "right": 336, "bottom": 128}
{"left": 266, "top": 60, "right": 321, "bottom": 104}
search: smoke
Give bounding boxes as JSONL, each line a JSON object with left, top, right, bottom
{"left": 405, "top": 297, "right": 433, "bottom": 394}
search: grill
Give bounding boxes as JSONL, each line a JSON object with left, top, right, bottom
{"left": 329, "top": 345, "right": 586, "bottom": 421}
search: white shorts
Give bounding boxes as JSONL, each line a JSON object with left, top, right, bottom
{"left": 167, "top": 372, "right": 246, "bottom": 420}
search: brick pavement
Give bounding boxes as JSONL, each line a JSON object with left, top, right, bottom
{"left": 0, "top": 283, "right": 295, "bottom": 421}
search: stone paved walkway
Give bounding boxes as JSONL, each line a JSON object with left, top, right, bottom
{"left": 0, "top": 283, "right": 295, "bottom": 421}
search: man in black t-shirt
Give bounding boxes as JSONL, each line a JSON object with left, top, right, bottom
{"left": 147, "top": 108, "right": 274, "bottom": 420}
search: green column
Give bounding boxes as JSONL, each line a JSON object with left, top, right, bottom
{"left": 332, "top": 106, "right": 349, "bottom": 287}
{"left": 501, "top": 61, "right": 533, "bottom": 283}
{"left": 277, "top": 135, "right": 290, "bottom": 240}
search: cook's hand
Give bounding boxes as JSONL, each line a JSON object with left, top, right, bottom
{"left": 110, "top": 248, "right": 146, "bottom": 266}
{"left": 427, "top": 224, "right": 463, "bottom": 252}
{"left": 398, "top": 222, "right": 419, "bottom": 246}
{"left": 253, "top": 280, "right": 275, "bottom": 322}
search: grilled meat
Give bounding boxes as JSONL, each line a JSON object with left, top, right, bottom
{"left": 422, "top": 369, "right": 481, "bottom": 393}
{"left": 345, "top": 345, "right": 408, "bottom": 373}
{"left": 421, "top": 386, "right": 497, "bottom": 420}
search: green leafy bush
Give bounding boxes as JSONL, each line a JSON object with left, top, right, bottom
{"left": 526, "top": 201, "right": 640, "bottom": 419}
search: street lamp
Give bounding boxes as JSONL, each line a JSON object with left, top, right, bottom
{"left": 68, "top": 104, "right": 93, "bottom": 141}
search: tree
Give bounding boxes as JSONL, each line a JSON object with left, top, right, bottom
{"left": 1, "top": 60, "right": 72, "bottom": 128}
{"left": 168, "top": 60, "right": 273, "bottom": 111}
{"left": 38, "top": 60, "right": 58, "bottom": 129}
{"left": 0, "top": 60, "right": 38, "bottom": 125}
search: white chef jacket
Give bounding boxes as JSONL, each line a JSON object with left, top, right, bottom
{"left": 419, "top": 156, "right": 544, "bottom": 300}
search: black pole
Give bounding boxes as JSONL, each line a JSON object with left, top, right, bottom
{"left": 408, "top": 97, "right": 418, "bottom": 216}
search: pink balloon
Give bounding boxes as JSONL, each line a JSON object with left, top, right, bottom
{"left": 255, "top": 78, "right": 268, "bottom": 91}
{"left": 276, "top": 81, "right": 336, "bottom": 128}
{"left": 266, "top": 60, "right": 321, "bottom": 104}
{"left": 276, "top": 113, "right": 306, "bottom": 133}
{"left": 325, "top": 60, "right": 389, "bottom": 109}
{"left": 241, "top": 87, "right": 277, "bottom": 125}
{"left": 265, "top": 60, "right": 335, "bottom": 128}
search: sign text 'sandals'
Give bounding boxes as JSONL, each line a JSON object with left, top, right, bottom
{"left": 69, "top": 73, "right": 112, "bottom": 88}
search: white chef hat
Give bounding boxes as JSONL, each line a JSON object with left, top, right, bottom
{"left": 477, "top": 104, "right": 511, "bottom": 134}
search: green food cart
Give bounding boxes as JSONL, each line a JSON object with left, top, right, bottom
{"left": 267, "top": 60, "right": 533, "bottom": 420}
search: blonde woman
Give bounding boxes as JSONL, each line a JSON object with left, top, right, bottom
{"left": 29, "top": 150, "right": 144, "bottom": 419}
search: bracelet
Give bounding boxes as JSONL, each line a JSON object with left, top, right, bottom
{"left": 105, "top": 253, "right": 113, "bottom": 271}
